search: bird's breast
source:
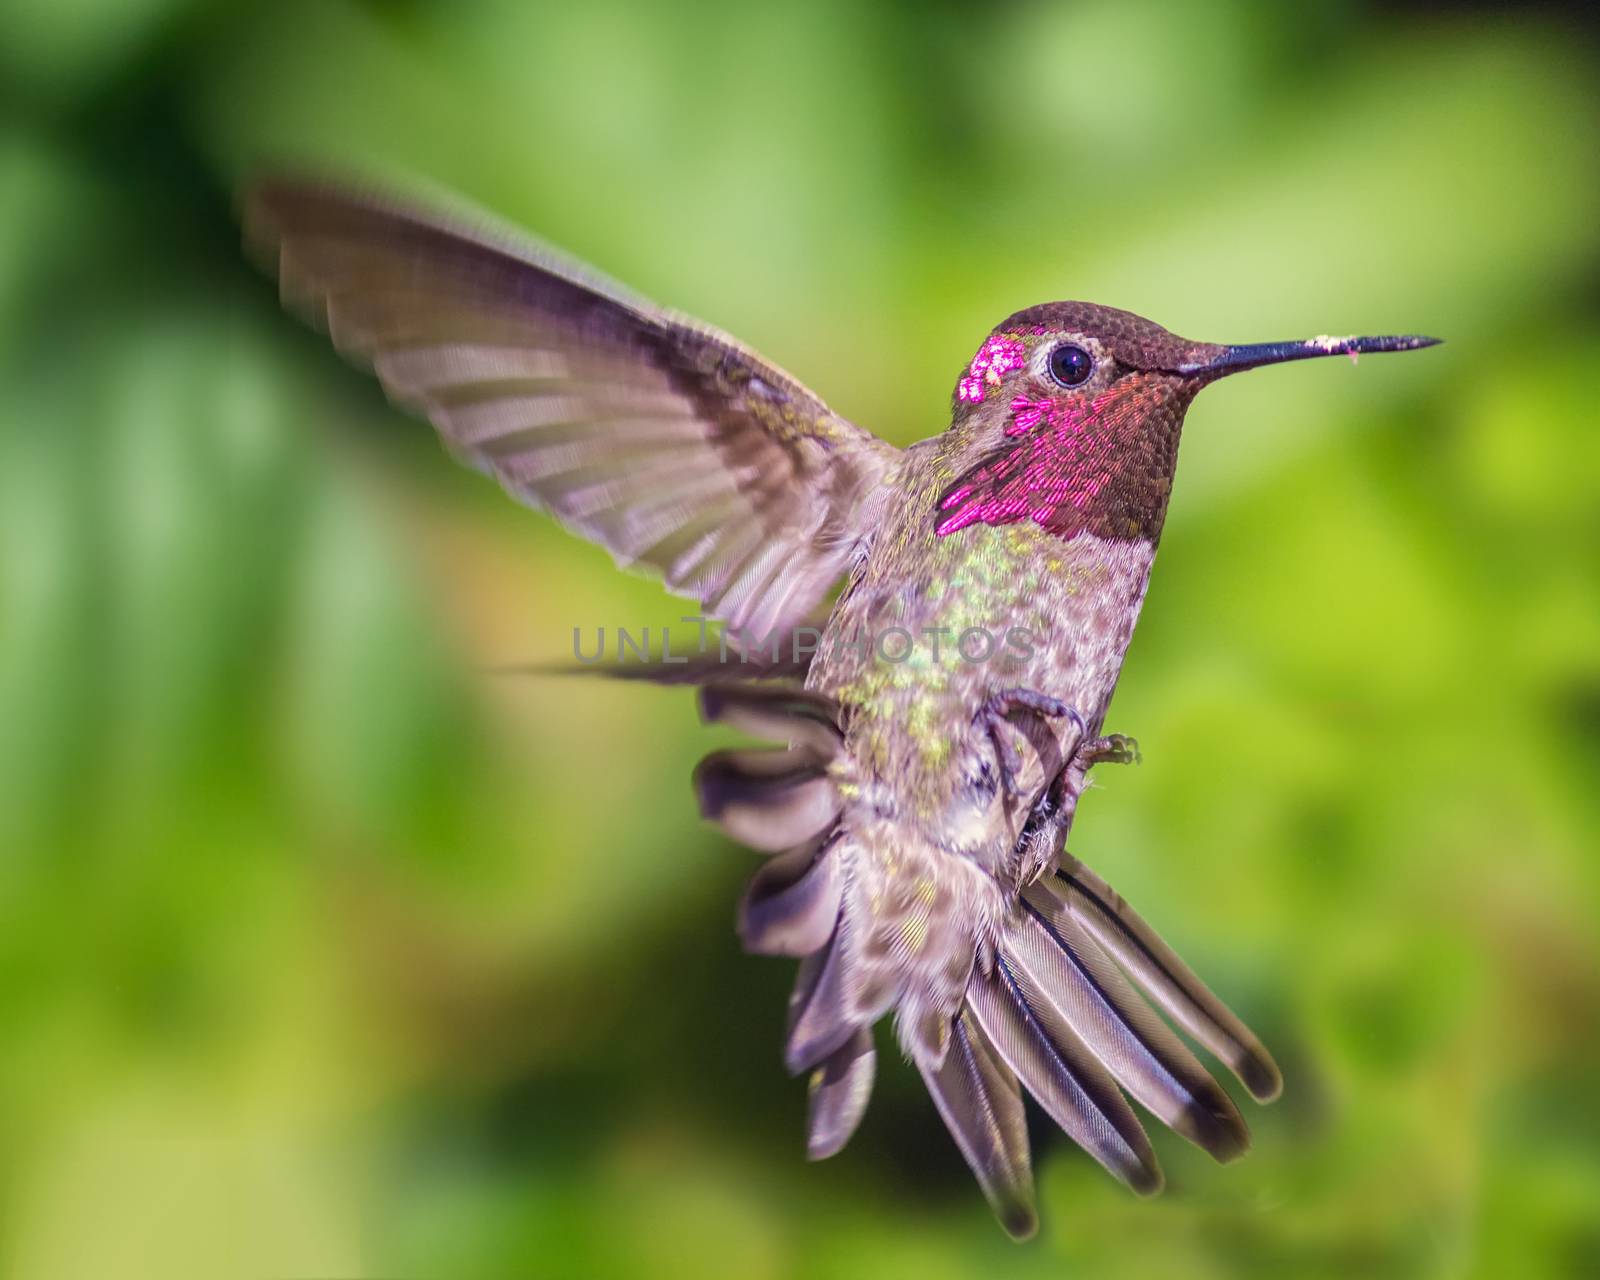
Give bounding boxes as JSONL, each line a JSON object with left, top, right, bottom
{"left": 811, "top": 513, "right": 1157, "bottom": 844}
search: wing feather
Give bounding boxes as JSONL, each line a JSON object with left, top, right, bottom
{"left": 245, "top": 179, "right": 898, "bottom": 642}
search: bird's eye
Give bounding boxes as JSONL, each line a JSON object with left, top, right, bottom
{"left": 1048, "top": 343, "right": 1094, "bottom": 388}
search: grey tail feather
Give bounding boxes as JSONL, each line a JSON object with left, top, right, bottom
{"left": 1010, "top": 885, "right": 1251, "bottom": 1162}
{"left": 917, "top": 1008, "right": 1037, "bottom": 1240}
{"left": 775, "top": 837, "right": 1278, "bottom": 1231}
{"left": 967, "top": 952, "right": 1162, "bottom": 1195}
{"left": 921, "top": 857, "right": 1281, "bottom": 1229}
{"left": 1046, "top": 856, "right": 1283, "bottom": 1102}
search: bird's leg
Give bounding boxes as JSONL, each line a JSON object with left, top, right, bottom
{"left": 975, "top": 688, "right": 1087, "bottom": 802}
{"left": 1007, "top": 729, "right": 1140, "bottom": 891}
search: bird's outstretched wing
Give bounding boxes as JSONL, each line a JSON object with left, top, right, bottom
{"left": 244, "top": 180, "right": 898, "bottom": 645}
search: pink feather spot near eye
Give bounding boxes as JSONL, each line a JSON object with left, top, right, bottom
{"left": 958, "top": 335, "right": 1029, "bottom": 404}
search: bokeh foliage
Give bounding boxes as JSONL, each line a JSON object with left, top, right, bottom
{"left": 1, "top": 1, "right": 1597, "bottom": 1276}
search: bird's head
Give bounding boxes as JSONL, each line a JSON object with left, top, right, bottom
{"left": 939, "top": 302, "right": 1438, "bottom": 544}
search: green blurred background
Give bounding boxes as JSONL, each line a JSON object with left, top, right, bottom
{"left": 2, "top": 0, "right": 1598, "bottom": 1275}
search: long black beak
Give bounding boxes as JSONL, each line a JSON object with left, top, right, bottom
{"left": 1177, "top": 333, "right": 1441, "bottom": 377}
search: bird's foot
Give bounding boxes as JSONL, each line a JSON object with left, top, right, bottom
{"left": 976, "top": 687, "right": 1087, "bottom": 801}
{"left": 1024, "top": 729, "right": 1140, "bottom": 826}
{"left": 1075, "top": 732, "right": 1142, "bottom": 768}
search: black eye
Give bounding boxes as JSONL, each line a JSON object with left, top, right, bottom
{"left": 1048, "top": 343, "right": 1094, "bottom": 388}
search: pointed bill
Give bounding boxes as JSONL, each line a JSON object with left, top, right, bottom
{"left": 1176, "top": 333, "right": 1441, "bottom": 377}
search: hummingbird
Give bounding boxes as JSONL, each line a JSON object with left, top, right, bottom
{"left": 244, "top": 179, "right": 1439, "bottom": 1238}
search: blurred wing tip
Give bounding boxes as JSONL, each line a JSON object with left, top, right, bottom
{"left": 240, "top": 167, "right": 433, "bottom": 225}
{"left": 239, "top": 167, "right": 664, "bottom": 321}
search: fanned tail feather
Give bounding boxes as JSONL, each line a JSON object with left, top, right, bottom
{"left": 1008, "top": 886, "right": 1250, "bottom": 1161}
{"left": 967, "top": 949, "right": 1162, "bottom": 1196}
{"left": 919, "top": 1009, "right": 1037, "bottom": 1239}
{"left": 1047, "top": 855, "right": 1283, "bottom": 1102}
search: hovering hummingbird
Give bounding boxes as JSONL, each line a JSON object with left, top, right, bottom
{"left": 244, "top": 180, "right": 1439, "bottom": 1238}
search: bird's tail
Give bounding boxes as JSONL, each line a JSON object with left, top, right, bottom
{"left": 693, "top": 683, "right": 1282, "bottom": 1238}
{"left": 949, "top": 861, "right": 1283, "bottom": 1233}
